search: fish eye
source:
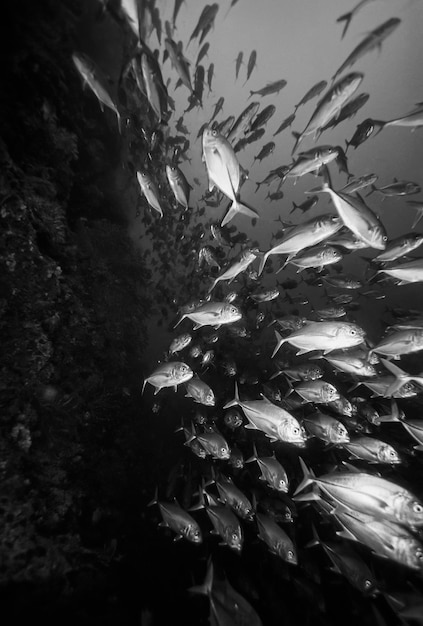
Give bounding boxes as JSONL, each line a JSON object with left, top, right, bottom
{"left": 382, "top": 235, "right": 388, "bottom": 241}
{"left": 212, "top": 130, "right": 217, "bottom": 136}
{"left": 413, "top": 502, "right": 423, "bottom": 514}
{"left": 416, "top": 548, "right": 423, "bottom": 560}
{"left": 364, "top": 580, "right": 373, "bottom": 589}
{"left": 292, "top": 427, "right": 299, "bottom": 435}
{"left": 287, "top": 550, "right": 294, "bottom": 559}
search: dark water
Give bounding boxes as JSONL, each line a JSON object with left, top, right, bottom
{"left": 69, "top": 1, "right": 423, "bottom": 624}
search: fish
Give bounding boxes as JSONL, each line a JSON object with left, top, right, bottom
{"left": 343, "top": 436, "right": 401, "bottom": 464}
{"left": 148, "top": 491, "right": 202, "bottom": 543}
{"left": 292, "top": 73, "right": 363, "bottom": 153}
{"left": 340, "top": 174, "right": 378, "bottom": 194}
{"left": 196, "top": 42, "right": 210, "bottom": 67}
{"left": 302, "top": 411, "right": 350, "bottom": 444}
{"left": 406, "top": 200, "right": 423, "bottom": 229}
{"left": 372, "top": 234, "right": 423, "bottom": 263}
{"left": 189, "top": 560, "right": 263, "bottom": 626}
{"left": 214, "top": 474, "right": 254, "bottom": 520}
{"left": 234, "top": 51, "right": 243, "bottom": 80}
{"left": 202, "top": 127, "right": 259, "bottom": 226}
{"left": 373, "top": 104, "right": 423, "bottom": 132}
{"left": 256, "top": 513, "right": 298, "bottom": 564}
{"left": 249, "top": 79, "right": 287, "bottom": 98}
{"left": 136, "top": 170, "right": 165, "bottom": 217}
{"left": 290, "top": 195, "right": 319, "bottom": 215}
{"left": 334, "top": 509, "right": 423, "bottom": 571}
{"left": 309, "top": 176, "right": 387, "bottom": 250}
{"left": 175, "top": 301, "right": 242, "bottom": 330}
{"left": 259, "top": 214, "right": 343, "bottom": 275}
{"left": 142, "top": 361, "right": 193, "bottom": 394}
{"left": 243, "top": 50, "right": 257, "bottom": 85}
{"left": 208, "top": 247, "right": 258, "bottom": 293}
{"left": 226, "top": 102, "right": 260, "bottom": 144}
{"left": 332, "top": 18, "right": 401, "bottom": 81}
{"left": 168, "top": 333, "right": 192, "bottom": 355}
{"left": 345, "top": 118, "right": 379, "bottom": 151}
{"left": 166, "top": 164, "right": 192, "bottom": 209}
{"left": 273, "top": 113, "right": 296, "bottom": 137}
{"left": 164, "top": 38, "right": 192, "bottom": 91}
{"left": 286, "top": 145, "right": 340, "bottom": 181}
{"left": 292, "top": 380, "right": 341, "bottom": 404}
{"left": 320, "top": 93, "right": 370, "bottom": 132}
{"left": 210, "top": 96, "right": 224, "bottom": 121}
{"left": 249, "top": 104, "right": 276, "bottom": 133}
{"left": 223, "top": 382, "right": 306, "bottom": 446}
{"left": 185, "top": 376, "right": 215, "bottom": 406}
{"left": 366, "top": 179, "right": 421, "bottom": 198}
{"left": 72, "top": 52, "right": 121, "bottom": 132}
{"left": 307, "top": 525, "right": 378, "bottom": 596}
{"left": 294, "top": 80, "right": 328, "bottom": 111}
{"left": 295, "top": 457, "right": 423, "bottom": 527}
{"left": 281, "top": 244, "right": 343, "bottom": 273}
{"left": 198, "top": 490, "right": 243, "bottom": 551}
{"left": 272, "top": 321, "right": 366, "bottom": 358}
{"left": 188, "top": 4, "right": 219, "bottom": 47}
{"left": 140, "top": 51, "right": 168, "bottom": 123}
{"left": 376, "top": 258, "right": 423, "bottom": 285}
{"left": 252, "top": 141, "right": 275, "bottom": 165}
{"left": 336, "top": 0, "right": 379, "bottom": 39}
{"left": 172, "top": 0, "right": 185, "bottom": 28}
{"left": 207, "top": 62, "right": 214, "bottom": 92}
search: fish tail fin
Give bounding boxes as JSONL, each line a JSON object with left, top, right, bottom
{"left": 245, "top": 442, "right": 258, "bottom": 464}
{"left": 258, "top": 250, "right": 269, "bottom": 276}
{"left": 305, "top": 523, "right": 321, "bottom": 549}
{"left": 291, "top": 130, "right": 303, "bottom": 155}
{"left": 188, "top": 559, "right": 213, "bottom": 597}
{"left": 147, "top": 486, "right": 159, "bottom": 507}
{"left": 293, "top": 457, "right": 316, "bottom": 496}
{"left": 365, "top": 184, "right": 377, "bottom": 197}
{"left": 271, "top": 330, "right": 286, "bottom": 358}
{"left": 372, "top": 120, "right": 386, "bottom": 136}
{"left": 173, "top": 314, "right": 186, "bottom": 329}
{"left": 223, "top": 381, "right": 240, "bottom": 409}
{"left": 336, "top": 11, "right": 353, "bottom": 39}
{"left": 290, "top": 202, "right": 298, "bottom": 214}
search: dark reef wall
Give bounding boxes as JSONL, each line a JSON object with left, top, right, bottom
{"left": 0, "top": 1, "right": 156, "bottom": 622}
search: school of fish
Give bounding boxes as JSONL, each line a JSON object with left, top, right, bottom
{"left": 73, "top": 0, "right": 423, "bottom": 624}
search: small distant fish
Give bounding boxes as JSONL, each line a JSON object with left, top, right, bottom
{"left": 243, "top": 50, "right": 257, "bottom": 85}
{"left": 252, "top": 141, "right": 275, "bottom": 165}
{"left": 249, "top": 79, "right": 287, "bottom": 98}
{"left": 234, "top": 51, "right": 243, "bottom": 80}
{"left": 290, "top": 195, "right": 319, "bottom": 215}
{"left": 294, "top": 80, "right": 327, "bottom": 111}
{"left": 273, "top": 113, "right": 296, "bottom": 137}
{"left": 207, "top": 62, "right": 214, "bottom": 92}
{"left": 196, "top": 42, "right": 209, "bottom": 67}
{"left": 345, "top": 118, "right": 379, "bottom": 152}
{"left": 249, "top": 104, "right": 276, "bottom": 133}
